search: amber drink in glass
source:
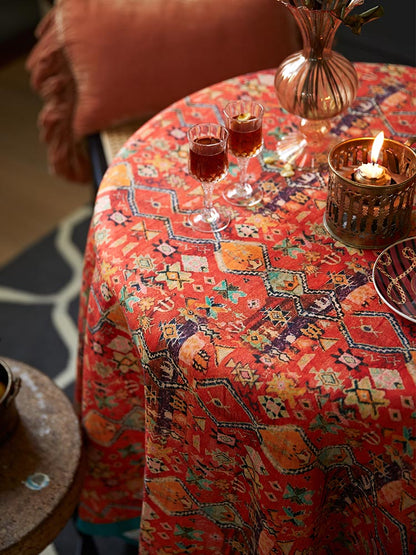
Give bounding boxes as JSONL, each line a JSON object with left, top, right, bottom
{"left": 223, "top": 101, "right": 264, "bottom": 206}
{"left": 189, "top": 137, "right": 228, "bottom": 183}
{"left": 187, "top": 123, "right": 231, "bottom": 233}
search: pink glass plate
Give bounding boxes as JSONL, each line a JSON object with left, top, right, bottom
{"left": 372, "top": 236, "right": 416, "bottom": 323}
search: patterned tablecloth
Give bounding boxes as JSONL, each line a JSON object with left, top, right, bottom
{"left": 76, "top": 63, "right": 416, "bottom": 554}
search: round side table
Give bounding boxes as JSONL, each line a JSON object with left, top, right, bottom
{"left": 0, "top": 358, "right": 84, "bottom": 555}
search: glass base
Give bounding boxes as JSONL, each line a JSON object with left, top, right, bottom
{"left": 187, "top": 206, "right": 231, "bottom": 233}
{"left": 223, "top": 183, "right": 263, "bottom": 207}
{"left": 275, "top": 119, "right": 339, "bottom": 171}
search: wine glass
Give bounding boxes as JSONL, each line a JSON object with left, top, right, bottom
{"left": 187, "top": 123, "right": 231, "bottom": 233}
{"left": 222, "top": 100, "right": 264, "bottom": 207}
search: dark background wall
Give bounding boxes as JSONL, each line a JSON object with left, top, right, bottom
{"left": 0, "top": 0, "right": 40, "bottom": 42}
{"left": 0, "top": 0, "right": 42, "bottom": 64}
{"left": 334, "top": 0, "right": 415, "bottom": 67}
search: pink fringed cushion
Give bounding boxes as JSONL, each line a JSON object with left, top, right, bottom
{"left": 27, "top": 0, "right": 299, "bottom": 183}
{"left": 59, "top": 0, "right": 298, "bottom": 138}
{"left": 26, "top": 8, "right": 92, "bottom": 182}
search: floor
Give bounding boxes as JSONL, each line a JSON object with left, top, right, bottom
{"left": 0, "top": 55, "right": 92, "bottom": 268}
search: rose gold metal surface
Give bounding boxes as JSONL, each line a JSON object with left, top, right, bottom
{"left": 324, "top": 137, "right": 416, "bottom": 249}
{"left": 0, "top": 360, "right": 21, "bottom": 444}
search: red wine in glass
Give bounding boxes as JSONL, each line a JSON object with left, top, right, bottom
{"left": 187, "top": 123, "right": 231, "bottom": 233}
{"left": 189, "top": 137, "right": 228, "bottom": 183}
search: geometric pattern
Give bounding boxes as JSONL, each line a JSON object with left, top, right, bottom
{"left": 76, "top": 64, "right": 416, "bottom": 554}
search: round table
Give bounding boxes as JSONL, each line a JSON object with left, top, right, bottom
{"left": 0, "top": 358, "right": 83, "bottom": 555}
{"left": 76, "top": 63, "right": 416, "bottom": 554}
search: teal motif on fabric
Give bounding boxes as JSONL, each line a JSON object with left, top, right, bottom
{"left": 267, "top": 270, "right": 304, "bottom": 295}
{"left": 119, "top": 285, "right": 141, "bottom": 312}
{"left": 186, "top": 468, "right": 212, "bottom": 490}
{"left": 283, "top": 506, "right": 306, "bottom": 526}
{"left": 283, "top": 484, "right": 313, "bottom": 505}
{"left": 272, "top": 238, "right": 304, "bottom": 258}
{"left": 309, "top": 414, "right": 342, "bottom": 434}
{"left": 174, "top": 525, "right": 204, "bottom": 540}
{"left": 197, "top": 296, "right": 225, "bottom": 319}
{"left": 201, "top": 504, "right": 244, "bottom": 528}
{"left": 213, "top": 279, "right": 247, "bottom": 304}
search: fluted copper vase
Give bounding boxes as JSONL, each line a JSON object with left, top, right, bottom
{"left": 274, "top": 0, "right": 359, "bottom": 170}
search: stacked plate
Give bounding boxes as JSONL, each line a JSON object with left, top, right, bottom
{"left": 373, "top": 236, "right": 416, "bottom": 323}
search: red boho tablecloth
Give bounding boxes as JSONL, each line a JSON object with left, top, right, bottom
{"left": 76, "top": 63, "right": 416, "bottom": 554}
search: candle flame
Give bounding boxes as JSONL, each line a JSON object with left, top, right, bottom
{"left": 371, "top": 131, "right": 384, "bottom": 164}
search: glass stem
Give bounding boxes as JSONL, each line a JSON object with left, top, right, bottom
{"left": 300, "top": 118, "right": 331, "bottom": 144}
{"left": 236, "top": 157, "right": 252, "bottom": 197}
{"left": 201, "top": 182, "right": 218, "bottom": 222}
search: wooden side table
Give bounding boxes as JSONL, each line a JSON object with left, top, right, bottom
{"left": 0, "top": 358, "right": 84, "bottom": 555}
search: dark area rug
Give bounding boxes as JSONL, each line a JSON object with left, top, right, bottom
{"left": 0, "top": 205, "right": 137, "bottom": 555}
{"left": 0, "top": 205, "right": 92, "bottom": 400}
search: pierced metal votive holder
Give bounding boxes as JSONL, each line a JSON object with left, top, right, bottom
{"left": 0, "top": 359, "right": 21, "bottom": 444}
{"left": 324, "top": 137, "right": 416, "bottom": 249}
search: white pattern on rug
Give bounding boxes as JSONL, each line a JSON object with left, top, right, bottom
{"left": 0, "top": 205, "right": 92, "bottom": 390}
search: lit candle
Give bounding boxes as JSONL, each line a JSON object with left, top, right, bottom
{"left": 354, "top": 132, "right": 391, "bottom": 185}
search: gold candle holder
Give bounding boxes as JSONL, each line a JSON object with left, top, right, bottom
{"left": 324, "top": 137, "right": 416, "bottom": 249}
{"left": 0, "top": 359, "right": 21, "bottom": 444}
